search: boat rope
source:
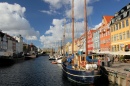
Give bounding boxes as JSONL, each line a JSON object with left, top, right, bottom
{"left": 78, "top": 39, "right": 85, "bottom": 51}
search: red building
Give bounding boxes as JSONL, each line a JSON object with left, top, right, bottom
{"left": 87, "top": 30, "right": 95, "bottom": 54}
{"left": 100, "top": 15, "right": 113, "bottom": 52}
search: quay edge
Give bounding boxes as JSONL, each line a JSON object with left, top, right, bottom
{"left": 105, "top": 63, "right": 130, "bottom": 86}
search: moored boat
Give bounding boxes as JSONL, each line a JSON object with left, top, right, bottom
{"left": 51, "top": 61, "right": 57, "bottom": 64}
{"left": 24, "top": 52, "right": 37, "bottom": 59}
{"left": 61, "top": 54, "right": 101, "bottom": 84}
{"left": 61, "top": 0, "right": 109, "bottom": 85}
{"left": 49, "top": 55, "right": 56, "bottom": 60}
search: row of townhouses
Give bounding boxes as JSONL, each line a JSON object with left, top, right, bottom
{"left": 58, "top": 3, "right": 130, "bottom": 55}
{"left": 0, "top": 31, "right": 23, "bottom": 54}
{"left": 0, "top": 31, "right": 37, "bottom": 57}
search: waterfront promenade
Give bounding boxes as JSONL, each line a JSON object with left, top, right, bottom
{"left": 105, "top": 62, "right": 130, "bottom": 86}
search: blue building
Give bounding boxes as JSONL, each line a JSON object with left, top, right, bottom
{"left": 93, "top": 29, "right": 100, "bottom": 53}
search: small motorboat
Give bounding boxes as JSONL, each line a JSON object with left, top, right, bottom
{"left": 51, "top": 61, "right": 57, "bottom": 64}
{"left": 49, "top": 55, "right": 56, "bottom": 60}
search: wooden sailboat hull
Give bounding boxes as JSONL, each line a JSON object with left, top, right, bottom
{"left": 61, "top": 63, "right": 101, "bottom": 84}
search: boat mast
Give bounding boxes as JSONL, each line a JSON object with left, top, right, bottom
{"left": 63, "top": 19, "right": 66, "bottom": 56}
{"left": 61, "top": 40, "right": 62, "bottom": 55}
{"left": 72, "top": 0, "right": 74, "bottom": 54}
{"left": 84, "top": 0, "right": 88, "bottom": 57}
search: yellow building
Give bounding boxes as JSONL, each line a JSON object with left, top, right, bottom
{"left": 74, "top": 38, "right": 78, "bottom": 53}
{"left": 64, "top": 42, "right": 71, "bottom": 54}
{"left": 110, "top": 3, "right": 130, "bottom": 52}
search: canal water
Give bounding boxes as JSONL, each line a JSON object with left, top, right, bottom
{"left": 0, "top": 56, "right": 114, "bottom": 86}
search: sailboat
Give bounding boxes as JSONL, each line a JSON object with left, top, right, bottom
{"left": 61, "top": 0, "right": 109, "bottom": 85}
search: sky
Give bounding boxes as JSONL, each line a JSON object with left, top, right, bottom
{"left": 0, "top": 0, "right": 129, "bottom": 49}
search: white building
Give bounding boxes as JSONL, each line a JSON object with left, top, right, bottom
{"left": 7, "top": 37, "right": 13, "bottom": 52}
{"left": 14, "top": 35, "right": 23, "bottom": 53}
{"left": 2, "top": 34, "right": 7, "bottom": 50}
{"left": 0, "top": 32, "right": 24, "bottom": 57}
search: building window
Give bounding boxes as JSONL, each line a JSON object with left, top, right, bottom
{"left": 114, "top": 45, "right": 116, "bottom": 51}
{"left": 100, "top": 33, "right": 102, "bottom": 38}
{"left": 119, "top": 22, "right": 121, "bottom": 29}
{"left": 127, "top": 30, "right": 130, "bottom": 38}
{"left": 115, "top": 25, "right": 116, "bottom": 31}
{"left": 129, "top": 31, "right": 130, "bottom": 38}
{"left": 123, "top": 32, "right": 125, "bottom": 39}
{"left": 120, "top": 33, "right": 122, "bottom": 40}
{"left": 111, "top": 36, "right": 113, "bottom": 42}
{"left": 117, "top": 45, "right": 119, "bottom": 51}
{"left": 113, "top": 25, "right": 115, "bottom": 31}
{"left": 108, "top": 31, "right": 109, "bottom": 35}
{"left": 108, "top": 39, "right": 110, "bottom": 42}
{"left": 114, "top": 35, "right": 116, "bottom": 41}
{"left": 122, "top": 21, "right": 125, "bottom": 28}
{"left": 117, "top": 34, "right": 118, "bottom": 41}
{"left": 111, "top": 27, "right": 113, "bottom": 32}
{"left": 116, "top": 24, "right": 118, "bottom": 30}
{"left": 106, "top": 32, "right": 107, "bottom": 36}
{"left": 126, "top": 19, "right": 129, "bottom": 26}
{"left": 112, "top": 46, "right": 114, "bottom": 52}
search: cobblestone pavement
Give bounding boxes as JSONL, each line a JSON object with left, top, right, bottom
{"left": 105, "top": 62, "right": 130, "bottom": 76}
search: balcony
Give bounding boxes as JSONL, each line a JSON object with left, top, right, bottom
{"left": 99, "top": 29, "right": 103, "bottom": 34}
{"left": 103, "top": 29, "right": 105, "bottom": 33}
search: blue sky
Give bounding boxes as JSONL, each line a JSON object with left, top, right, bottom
{"left": 0, "top": 0, "right": 129, "bottom": 48}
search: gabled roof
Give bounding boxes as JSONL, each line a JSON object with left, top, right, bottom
{"left": 103, "top": 15, "right": 114, "bottom": 24}
{"left": 88, "top": 29, "right": 96, "bottom": 35}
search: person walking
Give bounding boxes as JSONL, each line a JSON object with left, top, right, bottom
{"left": 112, "top": 56, "right": 114, "bottom": 64}
{"left": 107, "top": 57, "right": 111, "bottom": 67}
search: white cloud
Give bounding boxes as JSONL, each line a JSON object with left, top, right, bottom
{"left": 40, "top": 9, "right": 60, "bottom": 15}
{"left": 40, "top": 0, "right": 101, "bottom": 48}
{"left": 66, "top": 0, "right": 93, "bottom": 20}
{"left": 40, "top": 10, "right": 52, "bottom": 15}
{"left": 42, "top": 0, "right": 93, "bottom": 20}
{"left": 40, "top": 18, "right": 85, "bottom": 48}
{"left": 41, "top": 0, "right": 69, "bottom": 15}
{"left": 0, "top": 2, "right": 39, "bottom": 40}
{"left": 43, "top": 0, "right": 70, "bottom": 9}
{"left": 91, "top": 22, "right": 102, "bottom": 30}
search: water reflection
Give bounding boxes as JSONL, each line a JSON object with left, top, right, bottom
{"left": 0, "top": 56, "right": 111, "bottom": 86}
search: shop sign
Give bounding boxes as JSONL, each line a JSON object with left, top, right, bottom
{"left": 120, "top": 44, "right": 124, "bottom": 47}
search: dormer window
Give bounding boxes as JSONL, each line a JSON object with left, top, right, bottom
{"left": 117, "top": 16, "right": 121, "bottom": 21}
{"left": 127, "top": 5, "right": 130, "bottom": 9}
{"left": 112, "top": 19, "right": 115, "bottom": 23}
{"left": 123, "top": 11, "right": 128, "bottom": 18}
{"left": 121, "top": 9, "right": 124, "bottom": 13}
{"left": 122, "top": 21, "right": 125, "bottom": 28}
{"left": 116, "top": 24, "right": 118, "bottom": 30}
{"left": 126, "top": 19, "right": 129, "bottom": 26}
{"left": 119, "top": 22, "right": 121, "bottom": 29}
{"left": 115, "top": 13, "right": 118, "bottom": 16}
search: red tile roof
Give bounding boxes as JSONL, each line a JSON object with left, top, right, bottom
{"left": 103, "top": 15, "right": 114, "bottom": 23}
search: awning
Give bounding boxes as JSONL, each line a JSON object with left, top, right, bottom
{"left": 110, "top": 51, "right": 130, "bottom": 55}
{"left": 96, "top": 51, "right": 111, "bottom": 54}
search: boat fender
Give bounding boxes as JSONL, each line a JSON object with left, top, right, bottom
{"left": 86, "top": 64, "right": 89, "bottom": 70}
{"left": 98, "top": 60, "right": 101, "bottom": 66}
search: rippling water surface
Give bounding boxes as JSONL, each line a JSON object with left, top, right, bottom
{"left": 0, "top": 56, "right": 114, "bottom": 86}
